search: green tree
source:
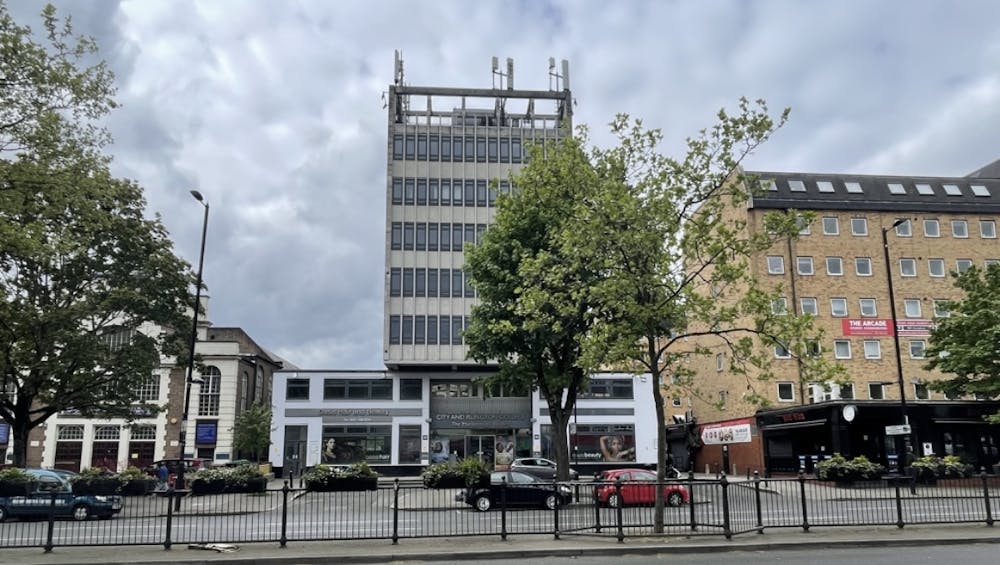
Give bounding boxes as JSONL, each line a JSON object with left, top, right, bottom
{"left": 232, "top": 404, "right": 273, "bottom": 462}
{"left": 572, "top": 103, "right": 838, "bottom": 531}
{"left": 925, "top": 265, "right": 1000, "bottom": 421}
{"left": 0, "top": 2, "right": 193, "bottom": 467}
{"left": 464, "top": 134, "right": 604, "bottom": 480}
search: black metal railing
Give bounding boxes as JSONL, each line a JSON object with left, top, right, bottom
{"left": 2, "top": 471, "right": 998, "bottom": 552}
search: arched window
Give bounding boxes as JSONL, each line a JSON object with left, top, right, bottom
{"left": 197, "top": 366, "right": 222, "bottom": 416}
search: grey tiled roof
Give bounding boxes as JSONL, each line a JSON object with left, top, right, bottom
{"left": 746, "top": 170, "right": 1000, "bottom": 214}
{"left": 967, "top": 157, "right": 1000, "bottom": 179}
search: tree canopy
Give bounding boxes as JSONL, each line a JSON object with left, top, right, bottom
{"left": 925, "top": 265, "right": 1000, "bottom": 422}
{"left": 0, "top": 2, "right": 194, "bottom": 466}
{"left": 464, "top": 134, "right": 604, "bottom": 479}
{"left": 465, "top": 100, "right": 836, "bottom": 532}
{"left": 232, "top": 404, "right": 273, "bottom": 462}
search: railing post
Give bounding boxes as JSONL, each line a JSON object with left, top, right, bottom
{"left": 753, "top": 470, "right": 764, "bottom": 534}
{"left": 392, "top": 478, "right": 400, "bottom": 544}
{"left": 720, "top": 473, "right": 731, "bottom": 540}
{"left": 280, "top": 481, "right": 289, "bottom": 548}
{"left": 552, "top": 480, "right": 561, "bottom": 540}
{"left": 593, "top": 476, "right": 602, "bottom": 534}
{"left": 798, "top": 470, "right": 810, "bottom": 532}
{"left": 894, "top": 477, "right": 904, "bottom": 529}
{"left": 982, "top": 468, "right": 994, "bottom": 527}
{"left": 43, "top": 490, "right": 57, "bottom": 553}
{"left": 164, "top": 487, "right": 175, "bottom": 550}
{"left": 500, "top": 477, "right": 508, "bottom": 541}
{"left": 688, "top": 469, "right": 697, "bottom": 532}
{"left": 615, "top": 477, "right": 624, "bottom": 543}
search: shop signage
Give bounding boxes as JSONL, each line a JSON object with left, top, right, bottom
{"left": 432, "top": 413, "right": 529, "bottom": 428}
{"left": 842, "top": 319, "right": 893, "bottom": 336}
{"left": 700, "top": 418, "right": 753, "bottom": 445}
{"left": 0, "top": 422, "right": 8, "bottom": 444}
{"left": 285, "top": 408, "right": 422, "bottom": 418}
{"left": 896, "top": 319, "right": 935, "bottom": 337}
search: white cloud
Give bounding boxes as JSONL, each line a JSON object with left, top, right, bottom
{"left": 10, "top": 0, "right": 1000, "bottom": 368}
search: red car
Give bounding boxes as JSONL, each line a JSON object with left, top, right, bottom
{"left": 594, "top": 468, "right": 689, "bottom": 507}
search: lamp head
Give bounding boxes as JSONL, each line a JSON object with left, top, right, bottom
{"left": 890, "top": 218, "right": 907, "bottom": 229}
{"left": 190, "top": 190, "right": 204, "bottom": 202}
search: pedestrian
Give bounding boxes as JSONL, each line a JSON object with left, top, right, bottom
{"left": 157, "top": 462, "right": 168, "bottom": 490}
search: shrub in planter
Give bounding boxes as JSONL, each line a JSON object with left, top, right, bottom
{"left": 906, "top": 455, "right": 974, "bottom": 482}
{"left": 0, "top": 467, "right": 35, "bottom": 496}
{"left": 189, "top": 469, "right": 229, "bottom": 495}
{"left": 421, "top": 458, "right": 489, "bottom": 489}
{"left": 190, "top": 464, "right": 267, "bottom": 495}
{"left": 304, "top": 462, "right": 380, "bottom": 492}
{"left": 71, "top": 467, "right": 122, "bottom": 495}
{"left": 117, "top": 466, "right": 157, "bottom": 495}
{"left": 816, "top": 454, "right": 886, "bottom": 483}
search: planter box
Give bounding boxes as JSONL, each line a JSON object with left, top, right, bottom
{"left": 190, "top": 478, "right": 227, "bottom": 496}
{"left": 121, "top": 478, "right": 157, "bottom": 496}
{"left": 307, "top": 476, "right": 379, "bottom": 492}
{"left": 236, "top": 477, "right": 268, "bottom": 493}
{"left": 0, "top": 480, "right": 35, "bottom": 497}
{"left": 72, "top": 478, "right": 122, "bottom": 495}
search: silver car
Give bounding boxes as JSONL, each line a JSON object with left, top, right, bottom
{"left": 509, "top": 458, "right": 579, "bottom": 480}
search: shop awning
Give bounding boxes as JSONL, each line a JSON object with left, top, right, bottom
{"left": 760, "top": 418, "right": 828, "bottom": 431}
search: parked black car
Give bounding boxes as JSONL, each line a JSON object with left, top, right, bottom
{"left": 510, "top": 458, "right": 580, "bottom": 480}
{"left": 458, "top": 471, "right": 571, "bottom": 512}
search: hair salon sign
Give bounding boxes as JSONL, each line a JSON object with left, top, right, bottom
{"left": 700, "top": 418, "right": 753, "bottom": 445}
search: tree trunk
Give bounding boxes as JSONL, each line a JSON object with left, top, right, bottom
{"left": 549, "top": 405, "right": 572, "bottom": 481}
{"left": 649, "top": 339, "right": 668, "bottom": 533}
{"left": 10, "top": 417, "right": 33, "bottom": 468}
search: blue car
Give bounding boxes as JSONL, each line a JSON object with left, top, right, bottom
{"left": 0, "top": 469, "right": 123, "bottom": 522}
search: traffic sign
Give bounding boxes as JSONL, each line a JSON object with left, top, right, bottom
{"left": 885, "top": 424, "right": 912, "bottom": 436}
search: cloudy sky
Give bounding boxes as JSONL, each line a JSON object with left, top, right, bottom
{"left": 8, "top": 0, "right": 1000, "bottom": 370}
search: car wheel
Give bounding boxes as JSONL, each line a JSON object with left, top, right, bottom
{"left": 667, "top": 491, "right": 684, "bottom": 507}
{"left": 0, "top": 506, "right": 7, "bottom": 522}
{"left": 474, "top": 494, "right": 492, "bottom": 512}
{"left": 607, "top": 493, "right": 622, "bottom": 508}
{"left": 72, "top": 504, "right": 91, "bottom": 521}
{"left": 544, "top": 494, "right": 558, "bottom": 510}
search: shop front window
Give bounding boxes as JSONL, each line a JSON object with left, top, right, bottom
{"left": 322, "top": 426, "right": 391, "bottom": 464}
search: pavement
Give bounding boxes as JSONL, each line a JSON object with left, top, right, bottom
{"left": 3, "top": 474, "right": 997, "bottom": 564}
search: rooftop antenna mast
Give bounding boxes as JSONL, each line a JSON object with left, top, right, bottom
{"left": 492, "top": 56, "right": 514, "bottom": 90}
{"left": 549, "top": 58, "right": 570, "bottom": 91}
{"left": 394, "top": 49, "right": 409, "bottom": 117}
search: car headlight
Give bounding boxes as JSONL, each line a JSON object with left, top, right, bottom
{"left": 559, "top": 485, "right": 571, "bottom": 494}
{"left": 94, "top": 496, "right": 109, "bottom": 502}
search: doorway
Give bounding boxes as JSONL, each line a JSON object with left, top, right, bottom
{"left": 467, "top": 435, "right": 495, "bottom": 465}
{"left": 283, "top": 425, "right": 307, "bottom": 479}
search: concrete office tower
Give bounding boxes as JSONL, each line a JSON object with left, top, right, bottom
{"left": 383, "top": 53, "right": 573, "bottom": 369}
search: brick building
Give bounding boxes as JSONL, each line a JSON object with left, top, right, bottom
{"left": 680, "top": 165, "right": 1000, "bottom": 476}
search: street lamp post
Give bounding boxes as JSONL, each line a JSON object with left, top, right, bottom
{"left": 175, "top": 190, "right": 209, "bottom": 508}
{"left": 881, "top": 218, "right": 914, "bottom": 473}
